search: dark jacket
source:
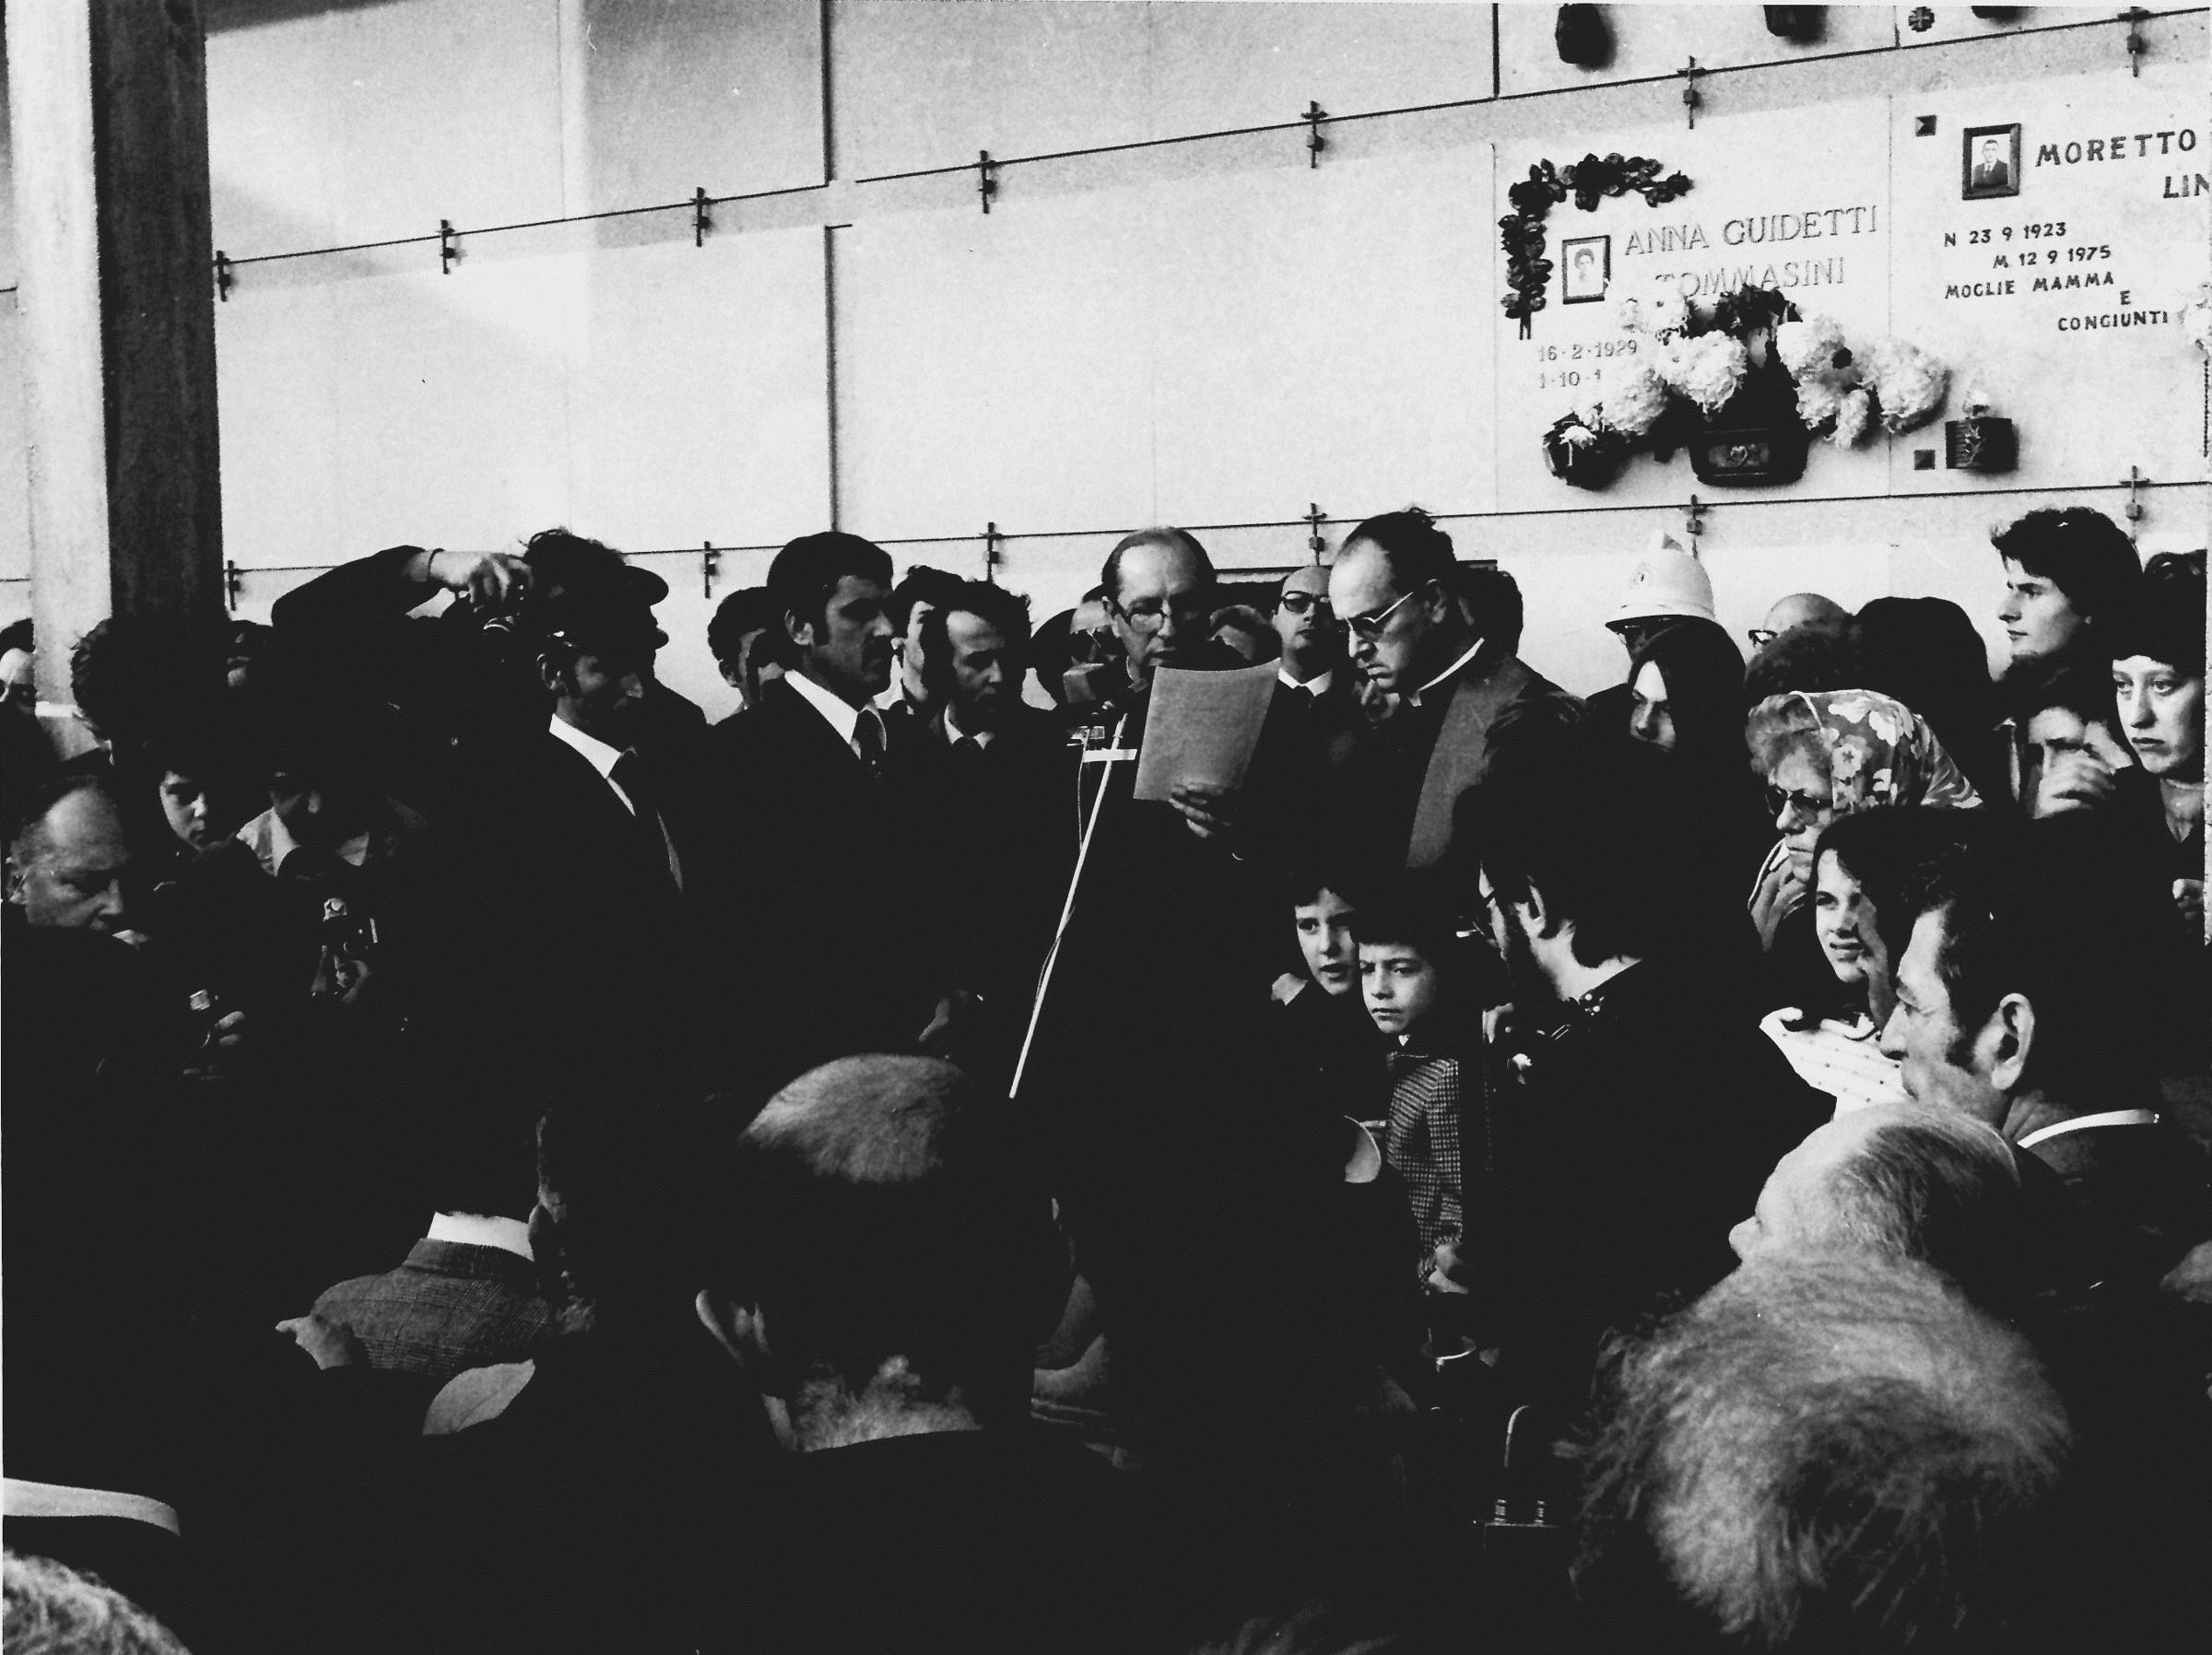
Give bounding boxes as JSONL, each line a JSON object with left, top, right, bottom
{"left": 1482, "top": 958, "right": 1830, "bottom": 1406}
{"left": 705, "top": 675, "right": 947, "bottom": 1104}
{"left": 447, "top": 728, "right": 714, "bottom": 1105}
{"left": 1327, "top": 649, "right": 1582, "bottom": 881}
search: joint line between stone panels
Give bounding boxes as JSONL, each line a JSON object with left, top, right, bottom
{"left": 219, "top": 181, "right": 832, "bottom": 269}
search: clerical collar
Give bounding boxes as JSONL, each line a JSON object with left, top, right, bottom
{"left": 786, "top": 668, "right": 877, "bottom": 757}
{"left": 1409, "top": 640, "right": 1485, "bottom": 706}
{"left": 427, "top": 1212, "right": 535, "bottom": 1261}
{"left": 1280, "top": 666, "right": 1334, "bottom": 697}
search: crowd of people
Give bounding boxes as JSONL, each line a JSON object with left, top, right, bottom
{"left": 2, "top": 502, "right": 2207, "bottom": 1653}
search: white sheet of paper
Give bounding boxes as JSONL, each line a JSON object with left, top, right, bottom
{"left": 1131, "top": 662, "right": 1280, "bottom": 802}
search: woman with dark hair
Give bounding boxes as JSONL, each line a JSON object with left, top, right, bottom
{"left": 1856, "top": 594, "right": 2005, "bottom": 803}
{"left": 1759, "top": 808, "right": 1982, "bottom": 1115}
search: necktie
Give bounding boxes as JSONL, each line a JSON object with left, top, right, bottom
{"left": 610, "top": 751, "right": 683, "bottom": 890}
{"left": 854, "top": 710, "right": 888, "bottom": 781}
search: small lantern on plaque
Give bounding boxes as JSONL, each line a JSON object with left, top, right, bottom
{"left": 1945, "top": 387, "right": 2017, "bottom": 474}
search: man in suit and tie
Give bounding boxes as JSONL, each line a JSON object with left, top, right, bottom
{"left": 1325, "top": 508, "right": 1580, "bottom": 879}
{"left": 908, "top": 580, "right": 1073, "bottom": 1087}
{"left": 1971, "top": 135, "right": 2013, "bottom": 194}
{"left": 448, "top": 561, "right": 709, "bottom": 1108}
{"left": 710, "top": 533, "right": 970, "bottom": 1103}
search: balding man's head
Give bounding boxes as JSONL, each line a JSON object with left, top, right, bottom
{"left": 1100, "top": 528, "right": 1215, "bottom": 687}
{"left": 1729, "top": 1103, "right": 2033, "bottom": 1312}
{"left": 1578, "top": 1252, "right": 2071, "bottom": 1653}
{"left": 712, "top": 1057, "right": 1056, "bottom": 1424}
{"left": 1759, "top": 592, "right": 1848, "bottom": 641}
{"left": 7, "top": 778, "right": 135, "bottom": 934}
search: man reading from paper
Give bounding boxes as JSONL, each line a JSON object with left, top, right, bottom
{"left": 1022, "top": 528, "right": 1396, "bottom": 1539}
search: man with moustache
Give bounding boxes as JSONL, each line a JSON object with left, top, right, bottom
{"left": 710, "top": 533, "right": 971, "bottom": 1101}
{"left": 1444, "top": 732, "right": 1826, "bottom": 1408}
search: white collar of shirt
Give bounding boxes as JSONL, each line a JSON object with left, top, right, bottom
{"left": 547, "top": 713, "right": 635, "bottom": 815}
{"left": 1409, "top": 640, "right": 1486, "bottom": 707}
{"left": 2016, "top": 1109, "right": 2158, "bottom": 1150}
{"left": 427, "top": 1212, "right": 535, "bottom": 1261}
{"left": 241, "top": 805, "right": 374, "bottom": 873}
{"left": 944, "top": 709, "right": 995, "bottom": 749}
{"left": 787, "top": 667, "right": 880, "bottom": 759}
{"left": 1280, "top": 666, "right": 1334, "bottom": 698}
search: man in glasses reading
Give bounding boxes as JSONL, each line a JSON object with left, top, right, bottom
{"left": 1326, "top": 508, "right": 1579, "bottom": 875}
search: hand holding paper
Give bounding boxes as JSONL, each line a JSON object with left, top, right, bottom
{"left": 1131, "top": 662, "right": 1279, "bottom": 805}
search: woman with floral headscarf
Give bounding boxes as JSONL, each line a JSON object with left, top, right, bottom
{"left": 1744, "top": 689, "right": 1983, "bottom": 962}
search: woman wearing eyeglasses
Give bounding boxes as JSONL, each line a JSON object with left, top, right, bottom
{"left": 1744, "top": 690, "right": 1983, "bottom": 1014}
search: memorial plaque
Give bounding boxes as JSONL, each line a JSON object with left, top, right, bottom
{"left": 1495, "top": 100, "right": 1892, "bottom": 512}
{"left": 1889, "top": 67, "right": 2208, "bottom": 492}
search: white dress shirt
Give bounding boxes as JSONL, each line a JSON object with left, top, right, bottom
{"left": 2016, "top": 1109, "right": 2159, "bottom": 1151}
{"left": 547, "top": 713, "right": 636, "bottom": 814}
{"left": 427, "top": 1212, "right": 536, "bottom": 1262}
{"left": 1279, "top": 666, "right": 1335, "bottom": 698}
{"left": 786, "top": 667, "right": 886, "bottom": 762}
{"left": 944, "top": 708, "right": 995, "bottom": 749}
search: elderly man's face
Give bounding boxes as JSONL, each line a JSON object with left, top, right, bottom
{"left": 1108, "top": 540, "right": 1213, "bottom": 687}
{"left": 12, "top": 789, "right": 134, "bottom": 933}
{"left": 1880, "top": 909, "right": 2009, "bottom": 1129}
{"left": 1329, "top": 537, "right": 1453, "bottom": 696}
{"left": 1727, "top": 1112, "right": 1883, "bottom": 1264}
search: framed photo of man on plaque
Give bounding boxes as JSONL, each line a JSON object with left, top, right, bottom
{"left": 1961, "top": 123, "right": 2021, "bottom": 199}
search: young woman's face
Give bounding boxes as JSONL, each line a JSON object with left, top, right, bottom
{"left": 1293, "top": 888, "right": 1359, "bottom": 997}
{"left": 2112, "top": 655, "right": 2204, "bottom": 781}
{"left": 1812, "top": 850, "right": 1885, "bottom": 991}
{"left": 1360, "top": 944, "right": 1440, "bottom": 1037}
{"left": 1628, "top": 660, "right": 1676, "bottom": 752}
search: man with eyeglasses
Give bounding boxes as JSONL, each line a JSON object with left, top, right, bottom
{"left": 1325, "top": 507, "right": 1578, "bottom": 874}
{"left": 1747, "top": 592, "right": 1847, "bottom": 655}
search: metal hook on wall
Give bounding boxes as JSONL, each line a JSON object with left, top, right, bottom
{"left": 982, "top": 522, "right": 1003, "bottom": 581}
{"left": 2120, "top": 7, "right": 2151, "bottom": 76}
{"left": 2121, "top": 466, "right": 2149, "bottom": 534}
{"left": 693, "top": 187, "right": 713, "bottom": 248}
{"left": 977, "top": 151, "right": 999, "bottom": 214}
{"left": 224, "top": 561, "right": 242, "bottom": 614}
{"left": 1304, "top": 102, "right": 1330, "bottom": 169}
{"left": 439, "top": 219, "right": 460, "bottom": 275}
{"left": 1683, "top": 494, "right": 1708, "bottom": 551}
{"left": 1678, "top": 58, "right": 1706, "bottom": 129}
{"left": 701, "top": 542, "right": 720, "bottom": 600}
{"left": 1304, "top": 503, "right": 1328, "bottom": 560}
{"left": 214, "top": 252, "right": 234, "bottom": 302}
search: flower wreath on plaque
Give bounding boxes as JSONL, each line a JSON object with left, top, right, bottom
{"left": 1500, "top": 154, "right": 1693, "bottom": 339}
{"left": 1545, "top": 285, "right": 1952, "bottom": 490}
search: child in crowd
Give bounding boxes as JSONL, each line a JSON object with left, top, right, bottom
{"left": 1272, "top": 868, "right": 1386, "bottom": 1127}
{"left": 1353, "top": 898, "right": 1470, "bottom": 1273}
